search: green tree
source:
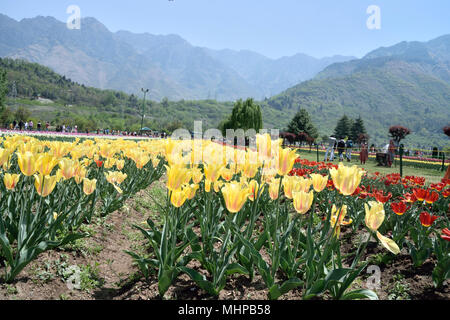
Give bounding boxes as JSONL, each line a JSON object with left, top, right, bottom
{"left": 221, "top": 98, "right": 262, "bottom": 134}
{"left": 14, "top": 106, "right": 31, "bottom": 122}
{"left": 350, "top": 116, "right": 367, "bottom": 142}
{"left": 161, "top": 97, "right": 169, "bottom": 109}
{"left": 0, "top": 68, "right": 8, "bottom": 111}
{"left": 334, "top": 115, "right": 352, "bottom": 139}
{"left": 286, "top": 108, "right": 318, "bottom": 139}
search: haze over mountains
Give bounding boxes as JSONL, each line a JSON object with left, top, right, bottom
{"left": 266, "top": 34, "right": 450, "bottom": 145}
{"left": 0, "top": 13, "right": 355, "bottom": 101}
{"left": 0, "top": 13, "right": 449, "bottom": 147}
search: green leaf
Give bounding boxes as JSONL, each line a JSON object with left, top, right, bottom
{"left": 179, "top": 266, "right": 218, "bottom": 296}
{"left": 279, "top": 278, "right": 303, "bottom": 295}
{"left": 268, "top": 284, "right": 282, "bottom": 300}
{"left": 158, "top": 268, "right": 176, "bottom": 297}
{"left": 342, "top": 289, "right": 379, "bottom": 300}
{"left": 226, "top": 263, "right": 249, "bottom": 276}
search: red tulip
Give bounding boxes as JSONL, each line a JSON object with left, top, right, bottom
{"left": 441, "top": 228, "right": 450, "bottom": 241}
{"left": 419, "top": 211, "right": 438, "bottom": 227}
{"left": 95, "top": 159, "right": 103, "bottom": 168}
{"left": 424, "top": 191, "right": 439, "bottom": 204}
{"left": 401, "top": 192, "right": 417, "bottom": 203}
{"left": 442, "top": 189, "right": 450, "bottom": 198}
{"left": 390, "top": 202, "right": 409, "bottom": 216}
{"left": 372, "top": 190, "right": 392, "bottom": 203}
{"left": 413, "top": 188, "right": 428, "bottom": 202}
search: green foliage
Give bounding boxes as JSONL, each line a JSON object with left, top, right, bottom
{"left": 14, "top": 106, "right": 31, "bottom": 122}
{"left": 286, "top": 109, "right": 318, "bottom": 139}
{"left": 221, "top": 98, "right": 263, "bottom": 134}
{"left": 334, "top": 115, "right": 352, "bottom": 139}
{"left": 351, "top": 116, "right": 367, "bottom": 142}
{"left": 0, "top": 68, "right": 7, "bottom": 111}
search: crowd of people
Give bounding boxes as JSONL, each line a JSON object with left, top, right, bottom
{"left": 7, "top": 120, "right": 51, "bottom": 132}
{"left": 3, "top": 119, "right": 168, "bottom": 138}
{"left": 323, "top": 135, "right": 370, "bottom": 165}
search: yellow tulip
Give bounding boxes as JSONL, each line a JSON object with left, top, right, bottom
{"left": 310, "top": 174, "right": 329, "bottom": 193}
{"left": 0, "top": 148, "right": 11, "bottom": 167}
{"left": 282, "top": 175, "right": 297, "bottom": 199}
{"left": 170, "top": 188, "right": 188, "bottom": 208}
{"left": 151, "top": 156, "right": 160, "bottom": 168}
{"left": 59, "top": 158, "right": 76, "bottom": 180}
{"left": 204, "top": 163, "right": 224, "bottom": 183}
{"left": 205, "top": 178, "right": 212, "bottom": 193}
{"left": 276, "top": 147, "right": 298, "bottom": 176}
{"left": 364, "top": 201, "right": 400, "bottom": 254}
{"left": 329, "top": 163, "right": 365, "bottom": 196}
{"left": 268, "top": 178, "right": 280, "bottom": 200}
{"left": 295, "top": 176, "right": 312, "bottom": 193}
{"left": 105, "top": 171, "right": 128, "bottom": 193}
{"left": 34, "top": 173, "right": 58, "bottom": 197}
{"left": 376, "top": 231, "right": 400, "bottom": 255}
{"left": 184, "top": 184, "right": 199, "bottom": 200}
{"left": 55, "top": 169, "right": 64, "bottom": 182}
{"left": 134, "top": 153, "right": 150, "bottom": 169}
{"left": 262, "top": 160, "right": 277, "bottom": 183}
{"left": 36, "top": 153, "right": 59, "bottom": 176}
{"left": 221, "top": 182, "right": 250, "bottom": 213}
{"left": 248, "top": 180, "right": 264, "bottom": 201}
{"left": 242, "top": 161, "right": 259, "bottom": 179}
{"left": 330, "top": 204, "right": 352, "bottom": 238}
{"left": 213, "top": 180, "right": 224, "bottom": 193}
{"left": 104, "top": 157, "right": 116, "bottom": 169}
{"left": 73, "top": 164, "right": 87, "bottom": 184}
{"left": 83, "top": 178, "right": 97, "bottom": 195}
{"left": 220, "top": 167, "right": 234, "bottom": 182}
{"left": 256, "top": 133, "right": 272, "bottom": 160}
{"left": 17, "top": 151, "right": 37, "bottom": 176}
{"left": 191, "top": 166, "right": 204, "bottom": 184}
{"left": 364, "top": 201, "right": 385, "bottom": 232}
{"left": 292, "top": 190, "right": 314, "bottom": 215}
{"left": 4, "top": 173, "right": 20, "bottom": 190}
{"left": 165, "top": 164, "right": 191, "bottom": 191}
{"left": 115, "top": 159, "right": 125, "bottom": 170}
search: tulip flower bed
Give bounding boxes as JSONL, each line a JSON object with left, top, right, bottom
{"left": 0, "top": 134, "right": 165, "bottom": 283}
{"left": 124, "top": 137, "right": 448, "bottom": 300}
{"left": 0, "top": 134, "right": 448, "bottom": 300}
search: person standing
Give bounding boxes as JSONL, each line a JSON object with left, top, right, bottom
{"left": 360, "top": 143, "right": 368, "bottom": 164}
{"left": 337, "top": 138, "right": 346, "bottom": 162}
{"left": 324, "top": 135, "right": 336, "bottom": 162}
{"left": 345, "top": 138, "right": 353, "bottom": 162}
{"left": 29, "top": 120, "right": 33, "bottom": 131}
{"left": 24, "top": 121, "right": 28, "bottom": 131}
{"left": 387, "top": 139, "right": 396, "bottom": 167}
{"left": 37, "top": 121, "right": 41, "bottom": 131}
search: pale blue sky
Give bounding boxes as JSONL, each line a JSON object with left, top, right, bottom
{"left": 2, "top": 0, "right": 450, "bottom": 59}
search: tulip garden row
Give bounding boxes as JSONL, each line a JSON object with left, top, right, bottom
{"left": 0, "top": 135, "right": 165, "bottom": 282}
{"left": 293, "top": 146, "right": 448, "bottom": 171}
{"left": 0, "top": 134, "right": 448, "bottom": 300}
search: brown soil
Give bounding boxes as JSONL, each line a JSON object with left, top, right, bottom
{"left": 0, "top": 182, "right": 448, "bottom": 300}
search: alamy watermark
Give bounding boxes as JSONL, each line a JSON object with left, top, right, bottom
{"left": 367, "top": 5, "right": 381, "bottom": 30}
{"left": 366, "top": 265, "right": 381, "bottom": 290}
{"left": 66, "top": 5, "right": 81, "bottom": 30}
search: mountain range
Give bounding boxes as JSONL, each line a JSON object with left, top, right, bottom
{"left": 0, "top": 13, "right": 449, "bottom": 147}
{"left": 266, "top": 34, "right": 450, "bottom": 146}
{"left": 0, "top": 13, "right": 354, "bottom": 101}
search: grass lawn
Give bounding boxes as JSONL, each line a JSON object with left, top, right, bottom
{"left": 295, "top": 149, "right": 445, "bottom": 184}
